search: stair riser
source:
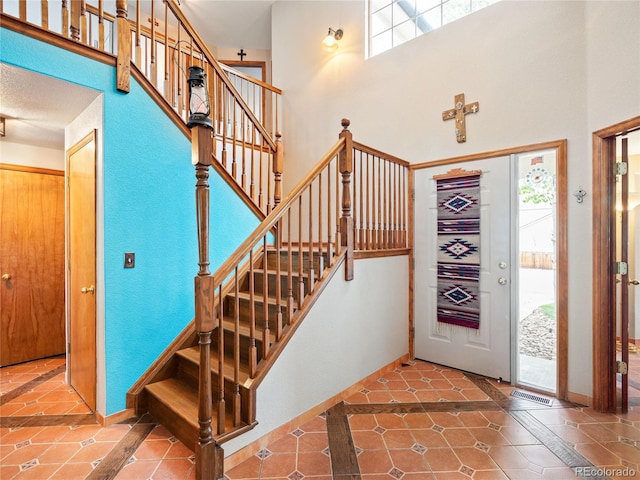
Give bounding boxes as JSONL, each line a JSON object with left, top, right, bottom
{"left": 264, "top": 250, "right": 328, "bottom": 273}
{"left": 177, "top": 354, "right": 250, "bottom": 409}
{"left": 224, "top": 296, "right": 291, "bottom": 331}
{"left": 212, "top": 327, "right": 263, "bottom": 365}
{"left": 147, "top": 393, "right": 197, "bottom": 451}
{"left": 248, "top": 270, "right": 307, "bottom": 299}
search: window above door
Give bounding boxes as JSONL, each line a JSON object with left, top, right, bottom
{"left": 367, "top": 0, "right": 500, "bottom": 57}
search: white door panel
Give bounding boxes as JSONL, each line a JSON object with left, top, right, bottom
{"left": 414, "top": 156, "right": 511, "bottom": 381}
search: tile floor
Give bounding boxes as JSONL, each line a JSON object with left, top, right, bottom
{"left": 1, "top": 355, "right": 639, "bottom": 479}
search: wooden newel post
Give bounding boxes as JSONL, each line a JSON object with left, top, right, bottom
{"left": 62, "top": 1, "right": 71, "bottom": 39}
{"left": 192, "top": 125, "right": 222, "bottom": 479}
{"left": 115, "top": 0, "right": 131, "bottom": 93}
{"left": 273, "top": 132, "right": 284, "bottom": 209}
{"left": 339, "top": 119, "right": 354, "bottom": 281}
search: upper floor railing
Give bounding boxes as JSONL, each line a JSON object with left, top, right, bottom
{"left": 1, "top": 0, "right": 283, "bottom": 215}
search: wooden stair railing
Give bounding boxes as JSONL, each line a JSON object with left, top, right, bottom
{"left": 116, "top": 0, "right": 282, "bottom": 214}
{"left": 1, "top": 0, "right": 283, "bottom": 215}
{"left": 351, "top": 141, "right": 410, "bottom": 252}
{"left": 126, "top": 119, "right": 355, "bottom": 479}
{"left": 126, "top": 119, "right": 410, "bottom": 479}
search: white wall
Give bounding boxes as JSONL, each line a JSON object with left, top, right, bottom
{"left": 271, "top": 1, "right": 640, "bottom": 400}
{"left": 224, "top": 255, "right": 409, "bottom": 455}
{"left": 0, "top": 141, "right": 64, "bottom": 170}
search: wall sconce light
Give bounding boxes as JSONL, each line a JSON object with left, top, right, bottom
{"left": 0, "top": 117, "right": 5, "bottom": 137}
{"left": 187, "top": 65, "right": 213, "bottom": 129}
{"left": 322, "top": 27, "right": 343, "bottom": 50}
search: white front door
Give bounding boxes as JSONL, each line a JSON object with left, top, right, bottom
{"left": 414, "top": 156, "right": 512, "bottom": 381}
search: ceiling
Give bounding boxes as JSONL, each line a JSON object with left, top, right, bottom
{"left": 0, "top": 0, "right": 275, "bottom": 151}
{"left": 0, "top": 63, "right": 100, "bottom": 150}
{"left": 178, "top": 0, "right": 275, "bottom": 50}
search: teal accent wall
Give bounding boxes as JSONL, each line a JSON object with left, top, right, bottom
{"left": 1, "top": 28, "right": 260, "bottom": 414}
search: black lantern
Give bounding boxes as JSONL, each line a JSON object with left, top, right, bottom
{"left": 187, "top": 65, "right": 213, "bottom": 129}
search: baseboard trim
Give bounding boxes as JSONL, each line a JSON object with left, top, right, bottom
{"left": 97, "top": 408, "right": 136, "bottom": 427}
{"left": 224, "top": 353, "right": 411, "bottom": 470}
{"left": 567, "top": 391, "right": 591, "bottom": 407}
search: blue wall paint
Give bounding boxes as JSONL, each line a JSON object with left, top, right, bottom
{"left": 1, "top": 28, "right": 261, "bottom": 414}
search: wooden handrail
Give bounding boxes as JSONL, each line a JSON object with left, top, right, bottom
{"left": 2, "top": 0, "right": 283, "bottom": 214}
{"left": 220, "top": 63, "right": 283, "bottom": 96}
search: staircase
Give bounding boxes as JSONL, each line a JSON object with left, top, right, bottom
{"left": 133, "top": 246, "right": 330, "bottom": 450}
{"left": 1, "top": 3, "right": 411, "bottom": 477}
{"left": 126, "top": 120, "right": 410, "bottom": 479}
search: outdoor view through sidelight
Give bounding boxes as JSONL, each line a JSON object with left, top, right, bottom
{"left": 516, "top": 150, "right": 557, "bottom": 393}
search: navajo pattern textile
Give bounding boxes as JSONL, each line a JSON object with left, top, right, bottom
{"left": 436, "top": 174, "right": 481, "bottom": 329}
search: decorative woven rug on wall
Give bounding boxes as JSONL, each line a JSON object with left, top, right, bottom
{"left": 434, "top": 170, "right": 482, "bottom": 329}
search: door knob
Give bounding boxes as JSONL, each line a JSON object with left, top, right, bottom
{"left": 81, "top": 285, "right": 95, "bottom": 294}
{"left": 498, "top": 277, "right": 507, "bottom": 285}
{"left": 630, "top": 279, "right": 640, "bottom": 286}
{"left": 1, "top": 274, "right": 10, "bottom": 281}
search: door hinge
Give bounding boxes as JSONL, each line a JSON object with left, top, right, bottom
{"left": 614, "top": 162, "right": 628, "bottom": 176}
{"left": 614, "top": 261, "right": 628, "bottom": 275}
{"left": 617, "top": 360, "right": 628, "bottom": 375}
{"left": 67, "top": 342, "right": 71, "bottom": 354}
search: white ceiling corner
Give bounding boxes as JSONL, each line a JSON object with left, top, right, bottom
{"left": 0, "top": 63, "right": 100, "bottom": 150}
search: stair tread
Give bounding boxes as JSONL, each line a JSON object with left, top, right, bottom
{"left": 146, "top": 377, "right": 249, "bottom": 438}
{"left": 221, "top": 316, "right": 271, "bottom": 337}
{"left": 146, "top": 378, "right": 198, "bottom": 428}
{"left": 231, "top": 290, "right": 296, "bottom": 305}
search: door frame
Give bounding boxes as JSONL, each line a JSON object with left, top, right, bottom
{"left": 410, "top": 139, "right": 568, "bottom": 399}
{"left": 592, "top": 115, "right": 640, "bottom": 412}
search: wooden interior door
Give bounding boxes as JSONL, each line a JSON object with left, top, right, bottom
{"left": 67, "top": 132, "right": 97, "bottom": 410}
{"left": 0, "top": 164, "right": 65, "bottom": 366}
{"left": 616, "top": 134, "right": 640, "bottom": 413}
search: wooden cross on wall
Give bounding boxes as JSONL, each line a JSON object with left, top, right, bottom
{"left": 237, "top": 49, "right": 247, "bottom": 61}
{"left": 442, "top": 93, "right": 479, "bottom": 143}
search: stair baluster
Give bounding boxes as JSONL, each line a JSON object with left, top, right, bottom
{"left": 261, "top": 235, "right": 271, "bottom": 359}
{"left": 286, "top": 210, "right": 294, "bottom": 324}
{"left": 297, "top": 197, "right": 305, "bottom": 305}
{"left": 248, "top": 250, "right": 257, "bottom": 377}
{"left": 233, "top": 268, "right": 241, "bottom": 426}
{"left": 275, "top": 219, "right": 283, "bottom": 340}
{"left": 216, "top": 284, "right": 225, "bottom": 436}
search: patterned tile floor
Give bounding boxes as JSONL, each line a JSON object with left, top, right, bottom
{"left": 1, "top": 355, "right": 639, "bottom": 479}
